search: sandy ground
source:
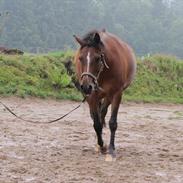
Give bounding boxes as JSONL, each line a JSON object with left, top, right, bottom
{"left": 0, "top": 97, "right": 183, "bottom": 183}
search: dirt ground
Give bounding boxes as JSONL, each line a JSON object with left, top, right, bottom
{"left": 0, "top": 97, "right": 183, "bottom": 183}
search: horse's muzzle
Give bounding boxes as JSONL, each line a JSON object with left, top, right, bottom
{"left": 80, "top": 84, "right": 93, "bottom": 95}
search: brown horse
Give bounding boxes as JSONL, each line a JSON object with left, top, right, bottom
{"left": 74, "top": 29, "right": 136, "bottom": 161}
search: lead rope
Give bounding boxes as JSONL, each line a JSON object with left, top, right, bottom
{"left": 0, "top": 97, "right": 86, "bottom": 124}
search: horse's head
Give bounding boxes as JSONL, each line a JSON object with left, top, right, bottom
{"left": 74, "top": 32, "right": 109, "bottom": 95}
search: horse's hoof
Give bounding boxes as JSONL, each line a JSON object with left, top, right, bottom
{"left": 94, "top": 144, "right": 100, "bottom": 153}
{"left": 101, "top": 144, "right": 107, "bottom": 154}
{"left": 95, "top": 144, "right": 107, "bottom": 154}
{"left": 105, "top": 153, "right": 116, "bottom": 162}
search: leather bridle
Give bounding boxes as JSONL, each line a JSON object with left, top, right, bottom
{"left": 80, "top": 53, "right": 109, "bottom": 91}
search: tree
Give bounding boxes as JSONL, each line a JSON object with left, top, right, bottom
{"left": 0, "top": 0, "right": 183, "bottom": 57}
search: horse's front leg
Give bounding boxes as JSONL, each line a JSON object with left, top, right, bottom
{"left": 88, "top": 99, "right": 107, "bottom": 154}
{"left": 106, "top": 91, "right": 122, "bottom": 161}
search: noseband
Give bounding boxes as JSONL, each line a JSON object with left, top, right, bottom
{"left": 81, "top": 53, "right": 109, "bottom": 91}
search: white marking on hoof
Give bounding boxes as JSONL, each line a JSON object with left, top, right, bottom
{"left": 95, "top": 144, "right": 107, "bottom": 154}
{"left": 94, "top": 144, "right": 100, "bottom": 153}
{"left": 105, "top": 154, "right": 116, "bottom": 162}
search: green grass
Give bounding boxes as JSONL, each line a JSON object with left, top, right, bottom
{"left": 0, "top": 52, "right": 182, "bottom": 103}
{"left": 124, "top": 54, "right": 183, "bottom": 103}
{"left": 0, "top": 52, "right": 82, "bottom": 101}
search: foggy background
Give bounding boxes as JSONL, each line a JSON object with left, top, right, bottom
{"left": 0, "top": 0, "right": 183, "bottom": 57}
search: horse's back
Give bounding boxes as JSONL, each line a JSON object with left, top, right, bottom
{"left": 101, "top": 31, "right": 136, "bottom": 90}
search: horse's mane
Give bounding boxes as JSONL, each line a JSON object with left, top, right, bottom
{"left": 82, "top": 30, "right": 103, "bottom": 48}
{"left": 82, "top": 30, "right": 98, "bottom": 42}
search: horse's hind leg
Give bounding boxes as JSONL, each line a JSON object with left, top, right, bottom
{"left": 106, "top": 91, "right": 122, "bottom": 161}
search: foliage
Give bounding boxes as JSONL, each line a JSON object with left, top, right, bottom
{"left": 0, "top": 51, "right": 82, "bottom": 100}
{"left": 0, "top": 52, "right": 182, "bottom": 104}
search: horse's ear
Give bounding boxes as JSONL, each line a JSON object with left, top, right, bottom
{"left": 93, "top": 33, "right": 101, "bottom": 45}
{"left": 73, "top": 35, "right": 85, "bottom": 46}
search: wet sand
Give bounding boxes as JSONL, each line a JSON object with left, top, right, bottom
{"left": 0, "top": 97, "right": 183, "bottom": 183}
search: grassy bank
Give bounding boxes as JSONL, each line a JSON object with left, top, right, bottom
{"left": 0, "top": 51, "right": 82, "bottom": 101}
{"left": 0, "top": 52, "right": 182, "bottom": 103}
{"left": 125, "top": 55, "right": 183, "bottom": 103}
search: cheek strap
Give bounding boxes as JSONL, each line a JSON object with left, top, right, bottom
{"left": 101, "top": 53, "right": 109, "bottom": 69}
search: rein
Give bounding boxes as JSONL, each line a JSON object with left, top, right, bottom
{"left": 0, "top": 97, "right": 86, "bottom": 124}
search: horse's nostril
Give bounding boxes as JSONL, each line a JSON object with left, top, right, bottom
{"left": 80, "top": 84, "right": 84, "bottom": 90}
